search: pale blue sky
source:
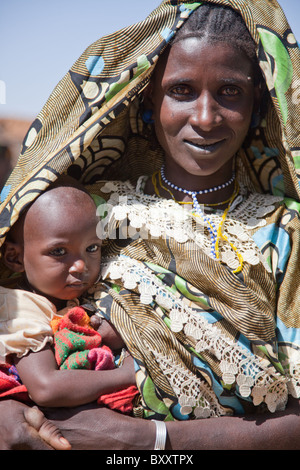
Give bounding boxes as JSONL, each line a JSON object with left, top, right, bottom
{"left": 0, "top": 0, "right": 299, "bottom": 120}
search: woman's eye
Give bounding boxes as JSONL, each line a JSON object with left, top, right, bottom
{"left": 221, "top": 86, "right": 240, "bottom": 96}
{"left": 87, "top": 244, "right": 99, "bottom": 253}
{"left": 49, "top": 247, "right": 66, "bottom": 257}
{"left": 169, "top": 85, "right": 192, "bottom": 97}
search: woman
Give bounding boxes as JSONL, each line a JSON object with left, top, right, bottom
{"left": 1, "top": 0, "right": 300, "bottom": 449}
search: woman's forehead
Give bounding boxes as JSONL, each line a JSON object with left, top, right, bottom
{"left": 154, "top": 37, "right": 254, "bottom": 83}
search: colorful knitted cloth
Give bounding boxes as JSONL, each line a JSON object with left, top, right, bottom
{"left": 0, "top": 307, "right": 138, "bottom": 413}
{"left": 51, "top": 306, "right": 113, "bottom": 370}
{"left": 51, "top": 306, "right": 138, "bottom": 413}
{"left": 0, "top": 363, "right": 29, "bottom": 402}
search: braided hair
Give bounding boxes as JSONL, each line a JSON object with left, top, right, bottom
{"left": 172, "top": 3, "right": 262, "bottom": 85}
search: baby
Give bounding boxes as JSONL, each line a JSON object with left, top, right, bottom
{"left": 0, "top": 176, "right": 137, "bottom": 409}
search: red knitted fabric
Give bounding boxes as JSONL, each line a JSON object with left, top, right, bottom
{"left": 0, "top": 364, "right": 30, "bottom": 402}
{"left": 88, "top": 346, "right": 115, "bottom": 371}
{"left": 98, "top": 385, "right": 139, "bottom": 413}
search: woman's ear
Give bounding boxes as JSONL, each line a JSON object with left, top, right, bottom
{"left": 2, "top": 241, "right": 25, "bottom": 273}
{"left": 253, "top": 80, "right": 266, "bottom": 114}
{"left": 142, "top": 82, "right": 154, "bottom": 110}
{"left": 141, "top": 82, "right": 155, "bottom": 125}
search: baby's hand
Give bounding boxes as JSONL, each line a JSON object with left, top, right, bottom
{"left": 89, "top": 314, "right": 102, "bottom": 331}
{"left": 90, "top": 315, "right": 125, "bottom": 351}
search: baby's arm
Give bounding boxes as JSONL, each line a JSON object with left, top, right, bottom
{"left": 14, "top": 344, "right": 135, "bottom": 408}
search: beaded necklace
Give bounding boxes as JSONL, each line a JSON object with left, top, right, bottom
{"left": 160, "top": 165, "right": 235, "bottom": 198}
{"left": 152, "top": 170, "right": 235, "bottom": 207}
{"left": 152, "top": 166, "right": 243, "bottom": 273}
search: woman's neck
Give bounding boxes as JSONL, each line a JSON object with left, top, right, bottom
{"left": 145, "top": 162, "right": 237, "bottom": 208}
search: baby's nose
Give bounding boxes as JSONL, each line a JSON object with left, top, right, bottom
{"left": 69, "top": 258, "right": 87, "bottom": 273}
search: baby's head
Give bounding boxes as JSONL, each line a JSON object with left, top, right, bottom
{"left": 2, "top": 176, "right": 102, "bottom": 306}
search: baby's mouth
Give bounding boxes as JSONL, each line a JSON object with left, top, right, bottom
{"left": 66, "top": 280, "right": 88, "bottom": 289}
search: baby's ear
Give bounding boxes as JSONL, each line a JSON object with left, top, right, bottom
{"left": 2, "top": 240, "right": 25, "bottom": 272}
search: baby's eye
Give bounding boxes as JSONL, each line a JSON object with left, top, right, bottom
{"left": 49, "top": 247, "right": 66, "bottom": 257}
{"left": 86, "top": 244, "right": 100, "bottom": 253}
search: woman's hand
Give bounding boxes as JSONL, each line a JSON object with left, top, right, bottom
{"left": 45, "top": 404, "right": 156, "bottom": 450}
{"left": 0, "top": 400, "right": 71, "bottom": 450}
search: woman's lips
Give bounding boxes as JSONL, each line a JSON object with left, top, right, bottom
{"left": 184, "top": 138, "right": 226, "bottom": 153}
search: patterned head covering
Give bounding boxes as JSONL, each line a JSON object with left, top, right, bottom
{"left": 0, "top": 0, "right": 300, "bottom": 249}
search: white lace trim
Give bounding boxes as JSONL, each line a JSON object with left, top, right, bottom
{"left": 99, "top": 256, "right": 289, "bottom": 416}
{"left": 278, "top": 347, "right": 300, "bottom": 399}
{"left": 100, "top": 179, "right": 283, "bottom": 272}
{"left": 149, "top": 347, "right": 227, "bottom": 418}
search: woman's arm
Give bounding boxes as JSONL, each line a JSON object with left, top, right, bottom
{"left": 46, "top": 398, "right": 300, "bottom": 450}
{"left": 2, "top": 397, "right": 300, "bottom": 450}
{"left": 14, "top": 344, "right": 135, "bottom": 408}
{"left": 165, "top": 397, "right": 300, "bottom": 450}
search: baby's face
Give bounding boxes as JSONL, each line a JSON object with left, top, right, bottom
{"left": 22, "top": 188, "right": 101, "bottom": 305}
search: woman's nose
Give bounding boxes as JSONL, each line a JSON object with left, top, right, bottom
{"left": 69, "top": 258, "right": 87, "bottom": 274}
{"left": 190, "top": 92, "right": 222, "bottom": 130}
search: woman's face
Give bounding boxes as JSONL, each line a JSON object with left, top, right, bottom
{"left": 149, "top": 37, "right": 260, "bottom": 187}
